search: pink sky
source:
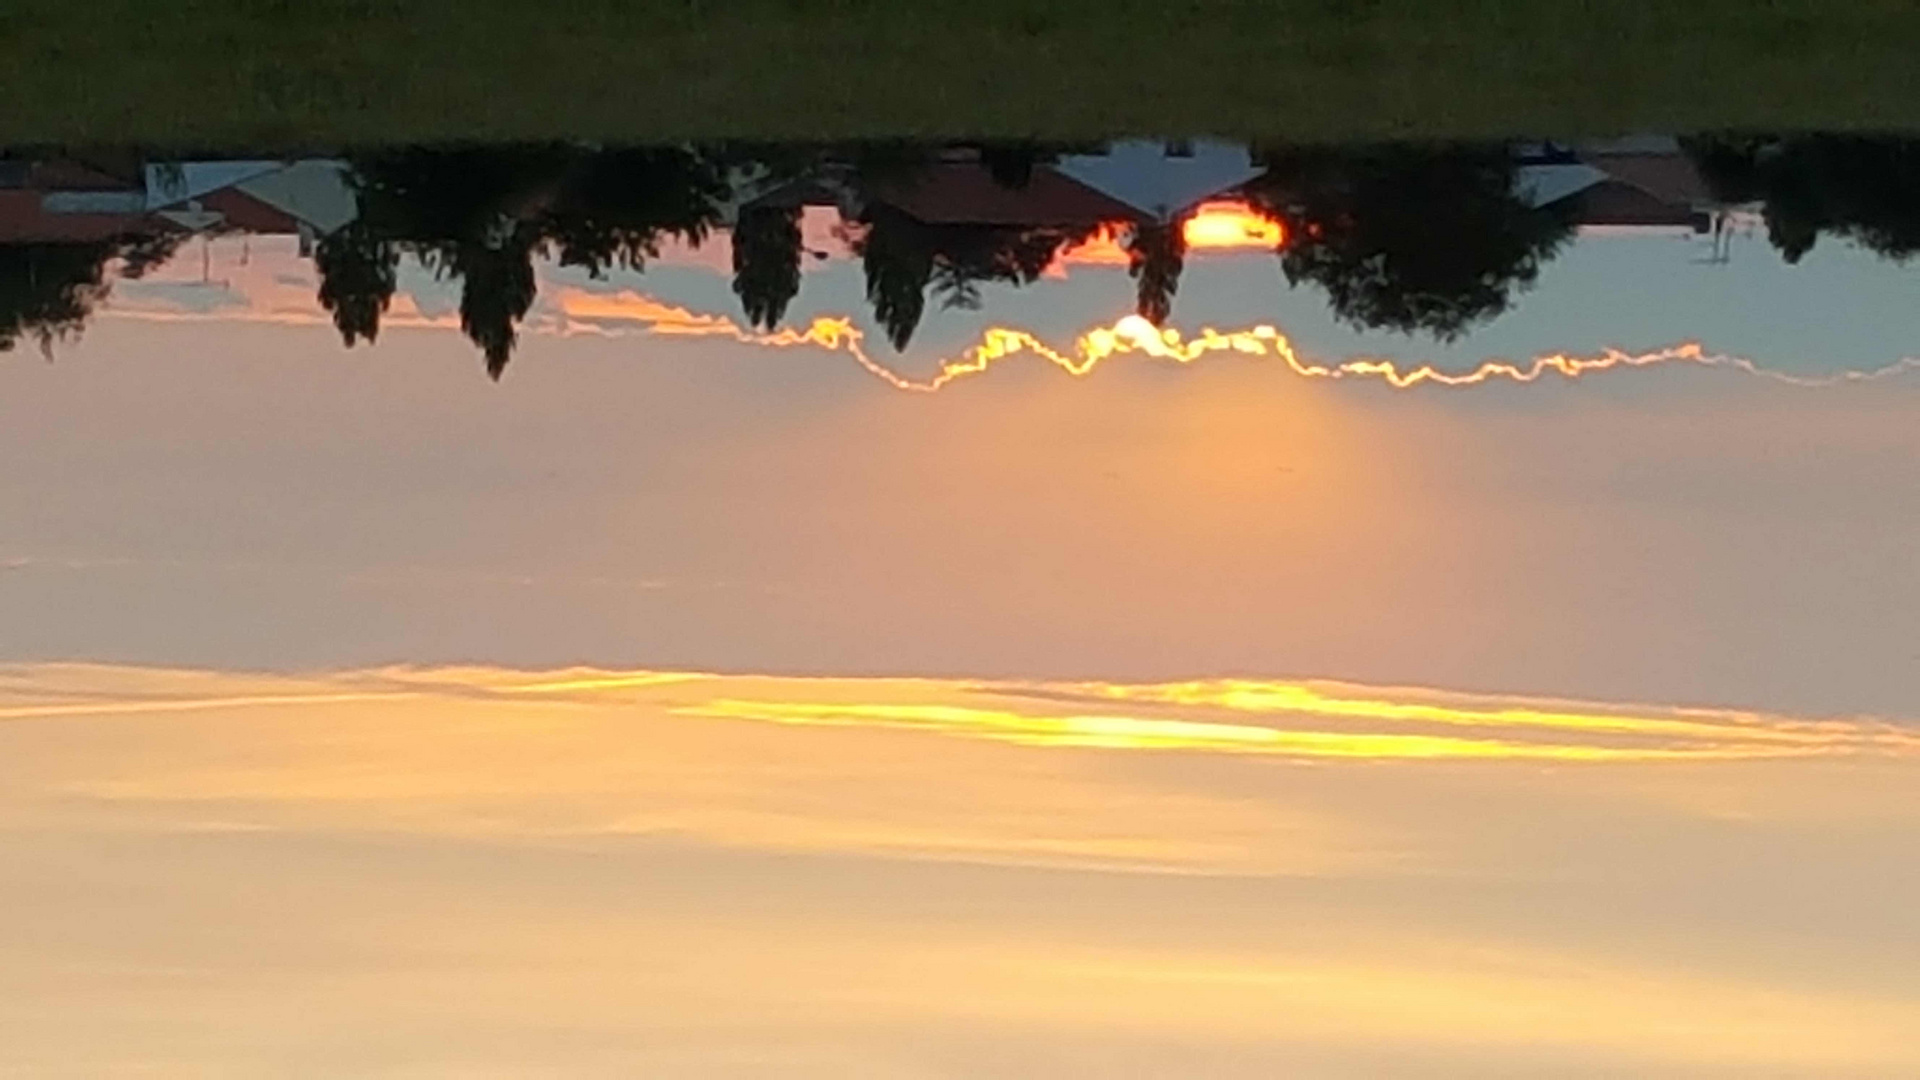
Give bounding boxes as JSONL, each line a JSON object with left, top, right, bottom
{"left": 2, "top": 229, "right": 1917, "bottom": 1077}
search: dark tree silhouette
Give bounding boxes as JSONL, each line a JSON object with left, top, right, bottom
{"left": 1127, "top": 220, "right": 1186, "bottom": 325}
{"left": 539, "top": 147, "right": 727, "bottom": 275}
{"left": 0, "top": 233, "right": 184, "bottom": 355}
{"left": 1688, "top": 134, "right": 1920, "bottom": 264}
{"left": 927, "top": 222, "right": 1087, "bottom": 311}
{"left": 349, "top": 146, "right": 574, "bottom": 246}
{"left": 856, "top": 201, "right": 1097, "bottom": 351}
{"left": 1250, "top": 144, "right": 1576, "bottom": 339}
{"left": 979, "top": 141, "right": 1045, "bottom": 190}
{"left": 314, "top": 223, "right": 397, "bottom": 346}
{"left": 311, "top": 141, "right": 1149, "bottom": 371}
{"left": 289, "top": 139, "right": 1627, "bottom": 374}
{"left": 0, "top": 243, "right": 114, "bottom": 354}
{"left": 326, "top": 146, "right": 571, "bottom": 372}
{"left": 858, "top": 205, "right": 934, "bottom": 351}
{"left": 116, "top": 233, "right": 187, "bottom": 280}
{"left": 731, "top": 204, "right": 804, "bottom": 330}
{"left": 846, "top": 140, "right": 937, "bottom": 192}
{"left": 431, "top": 231, "right": 539, "bottom": 380}
{"left": 322, "top": 145, "right": 727, "bottom": 376}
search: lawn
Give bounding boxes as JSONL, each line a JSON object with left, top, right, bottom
{"left": 4, "top": 0, "right": 1920, "bottom": 145}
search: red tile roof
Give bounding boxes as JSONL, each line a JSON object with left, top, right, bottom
{"left": 867, "top": 164, "right": 1143, "bottom": 227}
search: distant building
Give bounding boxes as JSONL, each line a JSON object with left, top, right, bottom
{"left": 862, "top": 161, "right": 1143, "bottom": 228}
{"left": 735, "top": 140, "right": 1270, "bottom": 235}
{"left": 0, "top": 159, "right": 155, "bottom": 243}
{"left": 0, "top": 156, "right": 356, "bottom": 250}
{"left": 1519, "top": 136, "right": 1725, "bottom": 232}
{"left": 1053, "top": 139, "right": 1266, "bottom": 223}
{"left": 144, "top": 160, "right": 358, "bottom": 253}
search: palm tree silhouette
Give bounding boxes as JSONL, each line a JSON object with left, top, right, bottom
{"left": 437, "top": 232, "right": 539, "bottom": 381}
{"left": 858, "top": 205, "right": 935, "bottom": 351}
{"left": 319, "top": 145, "right": 734, "bottom": 377}
{"left": 1127, "top": 220, "right": 1186, "bottom": 326}
{"left": 315, "top": 223, "right": 397, "bottom": 346}
{"left": 731, "top": 204, "right": 804, "bottom": 330}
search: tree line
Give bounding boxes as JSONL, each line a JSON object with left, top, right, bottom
{"left": 8, "top": 136, "right": 1920, "bottom": 374}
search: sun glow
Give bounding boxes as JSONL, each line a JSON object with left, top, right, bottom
{"left": 97, "top": 233, "right": 1920, "bottom": 392}
{"left": 557, "top": 288, "right": 1920, "bottom": 394}
{"left": 9, "top": 663, "right": 1912, "bottom": 765}
{"left": 1052, "top": 202, "right": 1287, "bottom": 267}
{"left": 1181, "top": 201, "right": 1287, "bottom": 249}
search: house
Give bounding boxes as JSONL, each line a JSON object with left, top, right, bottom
{"left": 1053, "top": 140, "right": 1266, "bottom": 223}
{"left": 1518, "top": 136, "right": 1723, "bottom": 232}
{"left": 733, "top": 140, "right": 1272, "bottom": 234}
{"left": 0, "top": 156, "right": 358, "bottom": 252}
{"left": 862, "top": 160, "right": 1145, "bottom": 228}
{"left": 0, "top": 159, "right": 158, "bottom": 243}
{"left": 144, "top": 160, "right": 358, "bottom": 250}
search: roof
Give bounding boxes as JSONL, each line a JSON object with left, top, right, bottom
{"left": 226, "top": 160, "right": 358, "bottom": 234}
{"left": 1517, "top": 141, "right": 1720, "bottom": 228}
{"left": 1580, "top": 152, "right": 1714, "bottom": 208}
{"left": 1515, "top": 163, "right": 1610, "bottom": 208}
{"left": 0, "top": 191, "right": 167, "bottom": 243}
{"left": 144, "top": 161, "right": 283, "bottom": 206}
{"left": 865, "top": 163, "right": 1143, "bottom": 227}
{"left": 1054, "top": 140, "right": 1266, "bottom": 222}
{"left": 193, "top": 187, "right": 304, "bottom": 234}
{"left": 146, "top": 160, "right": 357, "bottom": 233}
{"left": 5, "top": 159, "right": 138, "bottom": 192}
{"left": 1567, "top": 179, "right": 1711, "bottom": 230}
{"left": 0, "top": 156, "right": 355, "bottom": 244}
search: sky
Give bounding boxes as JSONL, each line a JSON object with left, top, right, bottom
{"left": 1, "top": 225, "right": 1917, "bottom": 1076}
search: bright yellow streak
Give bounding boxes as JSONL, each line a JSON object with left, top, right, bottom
{"left": 5, "top": 662, "right": 1913, "bottom": 764}
{"left": 559, "top": 289, "right": 1920, "bottom": 394}
{"left": 679, "top": 700, "right": 1836, "bottom": 763}
{"left": 1040, "top": 679, "right": 1920, "bottom": 754}
{"left": 491, "top": 672, "right": 712, "bottom": 694}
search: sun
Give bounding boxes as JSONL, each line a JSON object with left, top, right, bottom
{"left": 1181, "top": 201, "right": 1287, "bottom": 249}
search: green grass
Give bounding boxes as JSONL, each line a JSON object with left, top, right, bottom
{"left": 5, "top": 0, "right": 1920, "bottom": 146}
